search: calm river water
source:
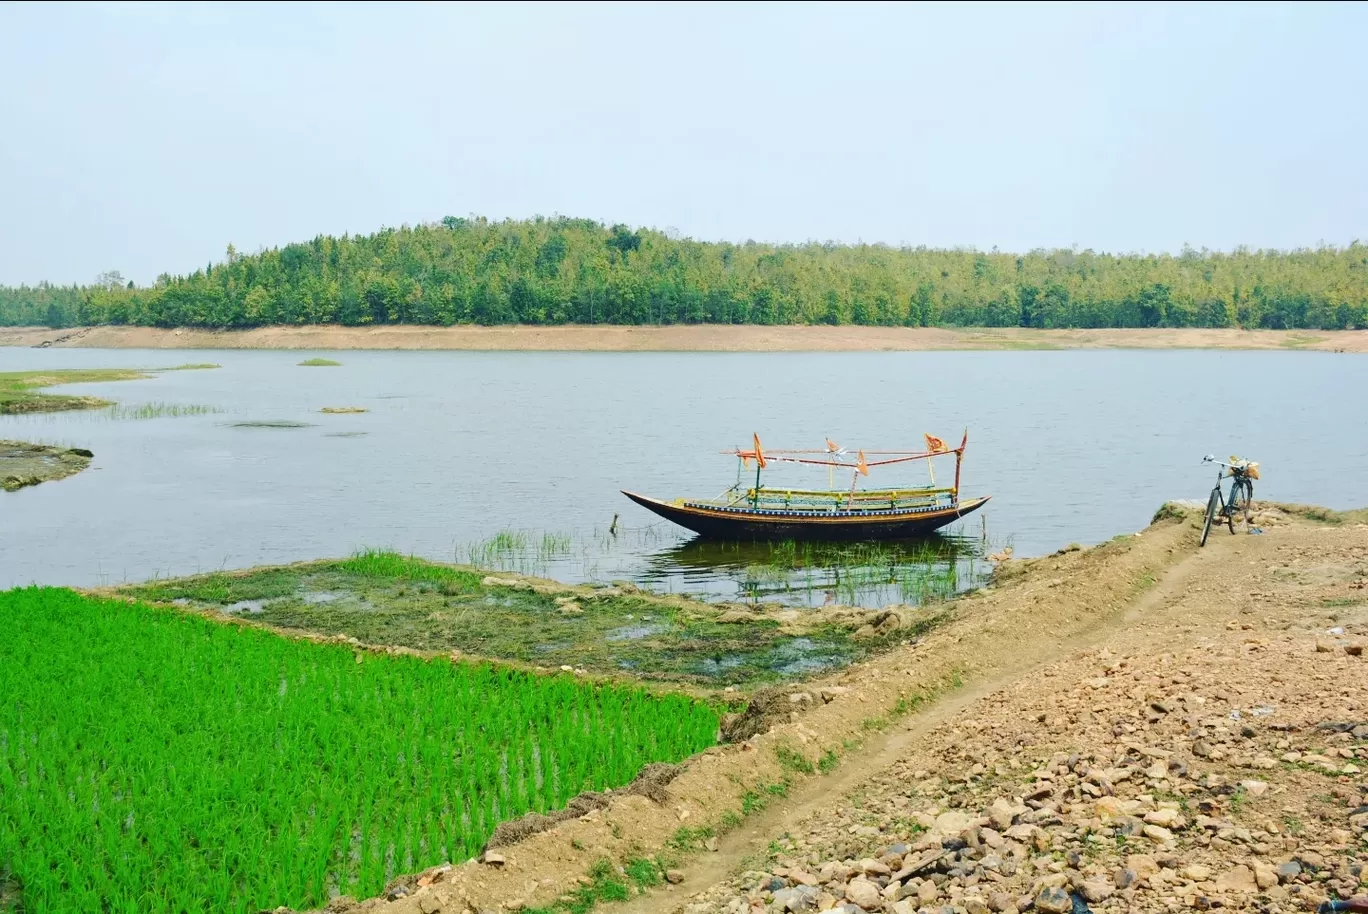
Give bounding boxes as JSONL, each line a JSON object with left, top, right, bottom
{"left": 2, "top": 348, "right": 1364, "bottom": 601}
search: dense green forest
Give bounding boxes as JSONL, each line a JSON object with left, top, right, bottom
{"left": 2, "top": 216, "right": 1366, "bottom": 330}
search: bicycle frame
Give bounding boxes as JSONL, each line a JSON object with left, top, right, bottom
{"left": 1200, "top": 457, "right": 1255, "bottom": 546}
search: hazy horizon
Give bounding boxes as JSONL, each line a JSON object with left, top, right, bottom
{"left": 2, "top": 1, "right": 1365, "bottom": 286}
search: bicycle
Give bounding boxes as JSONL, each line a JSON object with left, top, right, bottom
{"left": 1199, "top": 454, "right": 1258, "bottom": 547}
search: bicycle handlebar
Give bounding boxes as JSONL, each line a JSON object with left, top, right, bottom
{"left": 1202, "top": 455, "right": 1253, "bottom": 469}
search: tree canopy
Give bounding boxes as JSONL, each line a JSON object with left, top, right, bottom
{"left": 3, "top": 216, "right": 1366, "bottom": 330}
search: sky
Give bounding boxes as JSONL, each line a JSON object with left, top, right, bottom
{"left": 1, "top": 1, "right": 1365, "bottom": 286}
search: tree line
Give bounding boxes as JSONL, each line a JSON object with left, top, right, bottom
{"left": 2, "top": 216, "right": 1366, "bottom": 330}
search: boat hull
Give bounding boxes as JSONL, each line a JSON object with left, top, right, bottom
{"left": 621, "top": 491, "right": 990, "bottom": 541}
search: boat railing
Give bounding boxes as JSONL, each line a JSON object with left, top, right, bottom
{"left": 683, "top": 486, "right": 957, "bottom": 512}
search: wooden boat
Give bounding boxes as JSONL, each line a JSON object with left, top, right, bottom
{"left": 622, "top": 431, "right": 990, "bottom": 541}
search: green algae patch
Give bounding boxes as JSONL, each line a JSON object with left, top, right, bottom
{"left": 298, "top": 357, "right": 341, "bottom": 366}
{"left": 116, "top": 551, "right": 876, "bottom": 687}
{"left": 1, "top": 440, "right": 93, "bottom": 491}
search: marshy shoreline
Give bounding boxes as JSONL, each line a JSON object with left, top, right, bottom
{"left": 2, "top": 324, "right": 1365, "bottom": 352}
{"left": 0, "top": 440, "right": 93, "bottom": 491}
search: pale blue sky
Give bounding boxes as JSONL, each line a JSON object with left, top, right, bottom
{"left": 1, "top": 1, "right": 1364, "bottom": 285}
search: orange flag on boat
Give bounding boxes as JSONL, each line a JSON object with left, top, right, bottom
{"left": 856, "top": 450, "right": 869, "bottom": 476}
{"left": 925, "top": 433, "right": 948, "bottom": 453}
{"left": 753, "top": 433, "right": 767, "bottom": 469}
{"left": 825, "top": 438, "right": 841, "bottom": 454}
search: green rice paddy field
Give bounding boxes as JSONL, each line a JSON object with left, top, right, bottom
{"left": 0, "top": 587, "right": 720, "bottom": 914}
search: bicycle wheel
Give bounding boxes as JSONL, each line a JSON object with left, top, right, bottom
{"left": 1201, "top": 488, "right": 1219, "bottom": 546}
{"left": 1228, "top": 479, "right": 1251, "bottom": 534}
{"left": 1243, "top": 480, "right": 1255, "bottom": 526}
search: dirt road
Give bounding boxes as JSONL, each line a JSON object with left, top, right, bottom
{"left": 339, "top": 503, "right": 1368, "bottom": 914}
{"left": 2, "top": 324, "right": 1365, "bottom": 352}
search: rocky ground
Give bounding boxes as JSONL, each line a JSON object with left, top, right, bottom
{"left": 671, "top": 512, "right": 1368, "bottom": 914}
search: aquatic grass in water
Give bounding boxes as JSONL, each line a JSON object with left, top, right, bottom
{"left": 106, "top": 401, "right": 219, "bottom": 420}
{"left": 155, "top": 363, "right": 221, "bottom": 371}
{"left": 463, "top": 529, "right": 575, "bottom": 572}
{"left": 298, "top": 358, "right": 341, "bottom": 367}
{"left": 0, "top": 587, "right": 719, "bottom": 913}
{"left": 229, "top": 420, "right": 314, "bottom": 428}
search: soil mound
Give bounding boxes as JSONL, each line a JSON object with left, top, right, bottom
{"left": 483, "top": 762, "right": 682, "bottom": 849}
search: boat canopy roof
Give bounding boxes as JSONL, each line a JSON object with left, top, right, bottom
{"left": 727, "top": 431, "right": 967, "bottom": 473}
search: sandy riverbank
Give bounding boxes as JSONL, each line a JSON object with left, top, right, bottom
{"left": 2, "top": 324, "right": 1364, "bottom": 352}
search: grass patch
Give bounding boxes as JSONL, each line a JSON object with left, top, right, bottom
{"left": 774, "top": 744, "right": 816, "bottom": 775}
{"left": 156, "top": 363, "right": 220, "bottom": 371}
{"left": 320, "top": 406, "right": 368, "bottom": 414}
{"left": 131, "top": 568, "right": 301, "bottom": 604}
{"left": 818, "top": 748, "right": 840, "bottom": 773}
{"left": 667, "top": 825, "right": 715, "bottom": 852}
{"left": 0, "top": 368, "right": 150, "bottom": 414}
{"left": 298, "top": 358, "right": 341, "bottom": 367}
{"left": 0, "top": 588, "right": 718, "bottom": 914}
{"left": 1151, "top": 502, "right": 1191, "bottom": 524}
{"left": 332, "top": 549, "right": 482, "bottom": 591}
{"left": 624, "top": 856, "right": 663, "bottom": 889}
{"left": 107, "top": 402, "right": 218, "bottom": 420}
{"left": 531, "top": 856, "right": 646, "bottom": 914}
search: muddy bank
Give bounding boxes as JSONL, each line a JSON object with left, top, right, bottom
{"left": 3, "top": 325, "right": 1365, "bottom": 352}
{"left": 1, "top": 441, "right": 93, "bottom": 491}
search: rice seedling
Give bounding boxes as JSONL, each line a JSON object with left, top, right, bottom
{"left": 105, "top": 401, "right": 219, "bottom": 420}
{"left": 298, "top": 358, "right": 341, "bottom": 367}
{"left": 0, "top": 587, "right": 719, "bottom": 914}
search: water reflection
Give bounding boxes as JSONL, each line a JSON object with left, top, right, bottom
{"left": 635, "top": 533, "right": 986, "bottom": 608}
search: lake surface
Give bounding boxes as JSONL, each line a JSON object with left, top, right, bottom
{"left": 2, "top": 348, "right": 1364, "bottom": 601}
